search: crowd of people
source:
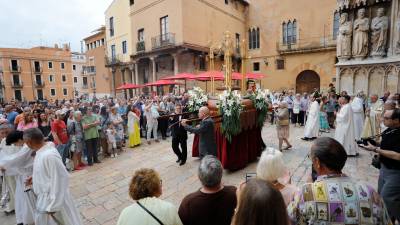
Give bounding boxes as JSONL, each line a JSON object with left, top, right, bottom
{"left": 0, "top": 84, "right": 399, "bottom": 225}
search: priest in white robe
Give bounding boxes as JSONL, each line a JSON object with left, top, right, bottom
{"left": 361, "top": 94, "right": 383, "bottom": 138}
{"left": 302, "top": 95, "right": 320, "bottom": 141}
{"left": 23, "top": 128, "right": 83, "bottom": 225}
{"left": 0, "top": 122, "right": 16, "bottom": 214}
{"left": 351, "top": 92, "right": 365, "bottom": 141}
{"left": 334, "top": 95, "right": 359, "bottom": 156}
{"left": 0, "top": 131, "right": 35, "bottom": 225}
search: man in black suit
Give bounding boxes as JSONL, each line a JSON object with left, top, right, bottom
{"left": 182, "top": 106, "right": 217, "bottom": 158}
{"left": 170, "top": 103, "right": 188, "bottom": 166}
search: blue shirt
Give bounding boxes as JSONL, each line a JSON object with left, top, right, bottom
{"left": 6, "top": 111, "right": 19, "bottom": 124}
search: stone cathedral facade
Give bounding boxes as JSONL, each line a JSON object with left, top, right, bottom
{"left": 336, "top": 0, "right": 400, "bottom": 96}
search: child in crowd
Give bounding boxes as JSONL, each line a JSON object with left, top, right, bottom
{"left": 106, "top": 122, "right": 118, "bottom": 158}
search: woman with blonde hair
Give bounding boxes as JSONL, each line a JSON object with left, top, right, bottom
{"left": 275, "top": 101, "right": 292, "bottom": 151}
{"left": 256, "top": 148, "right": 298, "bottom": 205}
{"left": 117, "top": 168, "right": 182, "bottom": 225}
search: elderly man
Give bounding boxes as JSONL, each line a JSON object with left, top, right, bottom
{"left": 361, "top": 109, "right": 400, "bottom": 222}
{"left": 361, "top": 94, "right": 383, "bottom": 138}
{"left": 182, "top": 106, "right": 217, "bottom": 157}
{"left": 335, "top": 95, "right": 358, "bottom": 156}
{"left": 179, "top": 156, "right": 236, "bottom": 225}
{"left": 23, "top": 128, "right": 83, "bottom": 225}
{"left": 288, "top": 137, "right": 393, "bottom": 225}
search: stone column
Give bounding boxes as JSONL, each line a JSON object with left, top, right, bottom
{"left": 150, "top": 57, "right": 156, "bottom": 92}
{"left": 172, "top": 53, "right": 179, "bottom": 75}
{"left": 111, "top": 67, "right": 116, "bottom": 98}
{"left": 336, "top": 67, "right": 341, "bottom": 93}
{"left": 129, "top": 64, "right": 134, "bottom": 84}
{"left": 135, "top": 62, "right": 139, "bottom": 95}
{"left": 121, "top": 68, "right": 127, "bottom": 99}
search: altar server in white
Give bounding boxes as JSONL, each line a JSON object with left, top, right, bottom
{"left": 0, "top": 131, "right": 35, "bottom": 224}
{"left": 351, "top": 91, "right": 365, "bottom": 141}
{"left": 301, "top": 95, "right": 320, "bottom": 141}
{"left": 335, "top": 95, "right": 359, "bottom": 156}
{"left": 23, "top": 128, "right": 83, "bottom": 225}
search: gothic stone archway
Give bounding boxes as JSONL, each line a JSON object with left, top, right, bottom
{"left": 296, "top": 70, "right": 321, "bottom": 94}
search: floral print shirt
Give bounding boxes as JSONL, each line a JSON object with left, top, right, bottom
{"left": 287, "top": 174, "right": 393, "bottom": 225}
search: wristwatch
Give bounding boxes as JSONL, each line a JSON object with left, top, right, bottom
{"left": 374, "top": 147, "right": 378, "bottom": 153}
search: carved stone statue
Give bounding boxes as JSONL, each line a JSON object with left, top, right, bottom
{"left": 370, "top": 8, "right": 389, "bottom": 57}
{"left": 352, "top": 8, "right": 370, "bottom": 59}
{"left": 337, "top": 13, "right": 352, "bottom": 60}
{"left": 355, "top": 0, "right": 367, "bottom": 7}
{"left": 337, "top": 0, "right": 350, "bottom": 10}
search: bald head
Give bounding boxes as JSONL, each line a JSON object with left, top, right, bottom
{"left": 199, "top": 106, "right": 210, "bottom": 119}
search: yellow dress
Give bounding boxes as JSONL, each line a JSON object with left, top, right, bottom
{"left": 128, "top": 111, "right": 141, "bottom": 147}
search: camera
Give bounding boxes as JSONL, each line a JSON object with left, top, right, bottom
{"left": 356, "top": 138, "right": 377, "bottom": 146}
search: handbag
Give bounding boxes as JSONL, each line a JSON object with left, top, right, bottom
{"left": 278, "top": 119, "right": 289, "bottom": 126}
{"left": 137, "top": 201, "right": 164, "bottom": 225}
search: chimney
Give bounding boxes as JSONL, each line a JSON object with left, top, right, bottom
{"left": 54, "top": 44, "right": 59, "bottom": 49}
{"left": 63, "top": 44, "right": 70, "bottom": 51}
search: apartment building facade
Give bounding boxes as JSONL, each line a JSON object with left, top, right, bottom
{"left": 83, "top": 27, "right": 113, "bottom": 99}
{"left": 0, "top": 45, "right": 74, "bottom": 102}
{"left": 104, "top": 0, "right": 338, "bottom": 94}
{"left": 71, "top": 52, "right": 87, "bottom": 97}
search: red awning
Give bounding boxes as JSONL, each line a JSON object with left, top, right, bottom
{"left": 160, "top": 73, "right": 196, "bottom": 80}
{"left": 144, "top": 80, "right": 183, "bottom": 86}
{"left": 116, "top": 83, "right": 142, "bottom": 90}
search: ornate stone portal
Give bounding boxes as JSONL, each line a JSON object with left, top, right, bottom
{"left": 336, "top": 0, "right": 400, "bottom": 96}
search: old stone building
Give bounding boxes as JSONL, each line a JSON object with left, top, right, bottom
{"left": 104, "top": 0, "right": 340, "bottom": 94}
{"left": 336, "top": 0, "right": 400, "bottom": 95}
{"left": 83, "top": 27, "right": 113, "bottom": 99}
{"left": 0, "top": 45, "right": 74, "bottom": 102}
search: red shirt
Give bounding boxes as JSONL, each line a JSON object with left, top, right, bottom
{"left": 51, "top": 119, "right": 69, "bottom": 145}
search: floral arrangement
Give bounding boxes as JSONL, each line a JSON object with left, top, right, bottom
{"left": 249, "top": 89, "right": 269, "bottom": 127}
{"left": 218, "top": 90, "right": 243, "bottom": 142}
{"left": 187, "top": 87, "right": 208, "bottom": 112}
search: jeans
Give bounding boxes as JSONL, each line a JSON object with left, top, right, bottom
{"left": 56, "top": 143, "right": 69, "bottom": 166}
{"left": 378, "top": 165, "right": 400, "bottom": 222}
{"left": 172, "top": 137, "right": 187, "bottom": 162}
{"left": 147, "top": 120, "right": 158, "bottom": 140}
{"left": 85, "top": 138, "right": 99, "bottom": 165}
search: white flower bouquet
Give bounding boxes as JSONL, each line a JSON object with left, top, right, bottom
{"left": 187, "top": 87, "right": 208, "bottom": 112}
{"left": 218, "top": 90, "right": 243, "bottom": 142}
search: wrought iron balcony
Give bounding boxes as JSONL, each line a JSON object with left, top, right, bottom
{"left": 136, "top": 41, "right": 145, "bottom": 53}
{"left": 10, "top": 66, "right": 21, "bottom": 73}
{"left": 277, "top": 36, "right": 337, "bottom": 54}
{"left": 34, "top": 67, "right": 43, "bottom": 73}
{"left": 105, "top": 55, "right": 122, "bottom": 66}
{"left": 82, "top": 84, "right": 88, "bottom": 89}
{"left": 85, "top": 66, "right": 96, "bottom": 75}
{"left": 35, "top": 80, "right": 45, "bottom": 88}
{"left": 151, "top": 33, "right": 175, "bottom": 50}
{"left": 11, "top": 81, "right": 23, "bottom": 88}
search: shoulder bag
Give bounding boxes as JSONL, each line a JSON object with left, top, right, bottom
{"left": 137, "top": 201, "right": 164, "bottom": 225}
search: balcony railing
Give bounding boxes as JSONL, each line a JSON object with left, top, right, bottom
{"left": 105, "top": 55, "right": 123, "bottom": 66}
{"left": 10, "top": 66, "right": 21, "bottom": 73}
{"left": 85, "top": 66, "right": 96, "bottom": 75}
{"left": 136, "top": 41, "right": 145, "bottom": 53}
{"left": 11, "top": 81, "right": 23, "bottom": 88}
{"left": 82, "top": 84, "right": 88, "bottom": 89}
{"left": 277, "top": 36, "right": 337, "bottom": 54}
{"left": 34, "top": 67, "right": 43, "bottom": 73}
{"left": 90, "top": 83, "right": 96, "bottom": 89}
{"left": 151, "top": 33, "right": 175, "bottom": 50}
{"left": 35, "top": 80, "right": 45, "bottom": 88}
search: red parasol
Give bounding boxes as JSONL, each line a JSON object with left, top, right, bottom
{"left": 160, "top": 73, "right": 197, "bottom": 80}
{"left": 144, "top": 80, "right": 183, "bottom": 86}
{"left": 246, "top": 73, "right": 265, "bottom": 80}
{"left": 195, "top": 71, "right": 224, "bottom": 81}
{"left": 116, "top": 83, "right": 142, "bottom": 90}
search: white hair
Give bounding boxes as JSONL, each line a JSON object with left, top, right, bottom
{"left": 256, "top": 148, "right": 287, "bottom": 182}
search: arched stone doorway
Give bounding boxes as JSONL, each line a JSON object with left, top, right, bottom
{"left": 296, "top": 70, "right": 320, "bottom": 94}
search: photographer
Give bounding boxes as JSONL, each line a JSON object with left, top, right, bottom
{"left": 361, "top": 108, "right": 400, "bottom": 223}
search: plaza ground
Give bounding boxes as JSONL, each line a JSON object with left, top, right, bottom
{"left": 0, "top": 124, "right": 380, "bottom": 225}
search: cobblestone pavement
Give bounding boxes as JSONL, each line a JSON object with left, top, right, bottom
{"left": 0, "top": 125, "right": 380, "bottom": 225}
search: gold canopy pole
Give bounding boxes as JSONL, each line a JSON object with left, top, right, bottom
{"left": 223, "top": 31, "right": 233, "bottom": 90}
{"left": 240, "top": 39, "right": 247, "bottom": 93}
{"left": 209, "top": 45, "right": 215, "bottom": 95}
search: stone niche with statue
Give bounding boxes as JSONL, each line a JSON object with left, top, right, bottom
{"left": 336, "top": 0, "right": 400, "bottom": 96}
